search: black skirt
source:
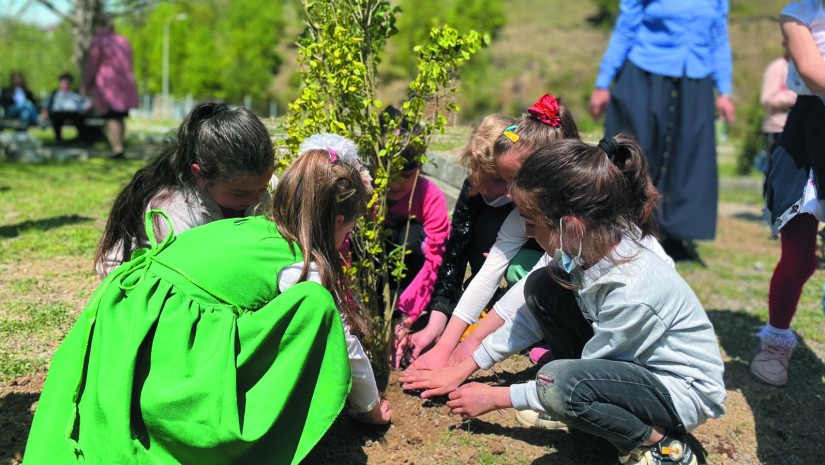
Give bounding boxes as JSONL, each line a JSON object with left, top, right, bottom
{"left": 764, "top": 96, "right": 825, "bottom": 232}
{"left": 605, "top": 61, "right": 718, "bottom": 241}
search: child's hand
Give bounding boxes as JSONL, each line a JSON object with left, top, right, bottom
{"left": 407, "top": 328, "right": 439, "bottom": 362}
{"left": 406, "top": 344, "right": 449, "bottom": 371}
{"left": 391, "top": 316, "right": 416, "bottom": 369}
{"left": 447, "top": 340, "right": 480, "bottom": 367}
{"left": 401, "top": 355, "right": 479, "bottom": 399}
{"left": 349, "top": 398, "right": 392, "bottom": 425}
{"left": 446, "top": 383, "right": 511, "bottom": 418}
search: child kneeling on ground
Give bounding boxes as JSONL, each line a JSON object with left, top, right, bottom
{"left": 402, "top": 136, "right": 725, "bottom": 465}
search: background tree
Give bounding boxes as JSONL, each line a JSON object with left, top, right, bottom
{"left": 34, "top": 0, "right": 152, "bottom": 73}
{"left": 0, "top": 18, "right": 74, "bottom": 95}
{"left": 390, "top": 0, "right": 505, "bottom": 120}
{"left": 118, "top": 0, "right": 285, "bottom": 106}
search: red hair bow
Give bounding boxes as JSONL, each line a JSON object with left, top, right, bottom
{"left": 527, "top": 94, "right": 561, "bottom": 128}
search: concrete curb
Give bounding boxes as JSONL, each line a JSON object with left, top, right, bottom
{"left": 423, "top": 150, "right": 464, "bottom": 212}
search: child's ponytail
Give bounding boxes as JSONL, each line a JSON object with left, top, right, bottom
{"left": 597, "top": 134, "right": 660, "bottom": 238}
{"left": 512, "top": 136, "right": 661, "bottom": 273}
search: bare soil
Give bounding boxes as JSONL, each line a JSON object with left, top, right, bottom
{"left": 2, "top": 204, "right": 824, "bottom": 464}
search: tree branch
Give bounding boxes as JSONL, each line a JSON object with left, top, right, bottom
{"left": 34, "top": 0, "right": 74, "bottom": 24}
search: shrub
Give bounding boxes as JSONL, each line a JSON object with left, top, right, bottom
{"left": 281, "top": 0, "right": 485, "bottom": 370}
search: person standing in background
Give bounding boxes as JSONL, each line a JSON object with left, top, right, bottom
{"left": 756, "top": 0, "right": 825, "bottom": 387}
{"left": 760, "top": 43, "right": 797, "bottom": 159}
{"left": 589, "top": 0, "right": 736, "bottom": 262}
{"left": 83, "top": 14, "right": 139, "bottom": 159}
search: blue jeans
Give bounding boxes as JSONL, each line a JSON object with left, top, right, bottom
{"left": 6, "top": 101, "right": 39, "bottom": 126}
{"left": 535, "top": 359, "right": 684, "bottom": 453}
{"left": 524, "top": 267, "right": 684, "bottom": 453}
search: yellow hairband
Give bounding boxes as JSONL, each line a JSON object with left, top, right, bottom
{"left": 503, "top": 124, "right": 520, "bottom": 143}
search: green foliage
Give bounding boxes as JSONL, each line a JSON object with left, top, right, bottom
{"left": 282, "top": 0, "right": 484, "bottom": 366}
{"left": 0, "top": 19, "right": 75, "bottom": 96}
{"left": 217, "top": 0, "right": 284, "bottom": 102}
{"left": 119, "top": 0, "right": 284, "bottom": 103}
{"left": 737, "top": 93, "right": 766, "bottom": 175}
{"left": 391, "top": 0, "right": 504, "bottom": 120}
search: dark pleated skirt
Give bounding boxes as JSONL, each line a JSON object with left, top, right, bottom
{"left": 764, "top": 96, "right": 825, "bottom": 233}
{"left": 605, "top": 61, "right": 718, "bottom": 240}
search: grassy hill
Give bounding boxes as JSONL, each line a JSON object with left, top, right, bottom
{"left": 379, "top": 0, "right": 789, "bottom": 137}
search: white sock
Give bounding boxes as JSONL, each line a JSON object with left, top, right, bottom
{"left": 758, "top": 324, "right": 798, "bottom": 348}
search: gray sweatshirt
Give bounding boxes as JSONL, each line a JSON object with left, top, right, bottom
{"left": 473, "top": 237, "right": 726, "bottom": 431}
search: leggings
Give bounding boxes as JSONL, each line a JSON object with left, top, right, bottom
{"left": 769, "top": 213, "right": 818, "bottom": 329}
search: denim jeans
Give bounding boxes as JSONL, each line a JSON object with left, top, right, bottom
{"left": 523, "top": 266, "right": 593, "bottom": 360}
{"left": 524, "top": 267, "right": 684, "bottom": 453}
{"left": 535, "top": 359, "right": 684, "bottom": 453}
{"left": 6, "top": 101, "right": 39, "bottom": 126}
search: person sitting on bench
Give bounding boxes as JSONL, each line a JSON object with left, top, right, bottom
{"left": 1, "top": 71, "right": 40, "bottom": 129}
{"left": 41, "top": 73, "right": 94, "bottom": 143}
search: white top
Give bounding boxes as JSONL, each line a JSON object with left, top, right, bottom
{"left": 473, "top": 237, "right": 724, "bottom": 432}
{"left": 784, "top": 0, "right": 825, "bottom": 96}
{"left": 50, "top": 90, "right": 88, "bottom": 112}
{"left": 97, "top": 177, "right": 277, "bottom": 277}
{"left": 278, "top": 262, "right": 380, "bottom": 413}
{"left": 451, "top": 209, "right": 529, "bottom": 325}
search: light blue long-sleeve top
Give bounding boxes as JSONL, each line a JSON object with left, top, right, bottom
{"left": 474, "top": 236, "right": 726, "bottom": 432}
{"left": 594, "top": 0, "right": 733, "bottom": 95}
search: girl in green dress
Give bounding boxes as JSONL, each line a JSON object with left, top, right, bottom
{"left": 24, "top": 134, "right": 386, "bottom": 465}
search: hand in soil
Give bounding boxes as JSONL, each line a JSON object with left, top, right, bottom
{"left": 400, "top": 357, "right": 478, "bottom": 398}
{"left": 406, "top": 344, "right": 450, "bottom": 371}
{"left": 446, "top": 382, "right": 512, "bottom": 418}
{"left": 349, "top": 398, "right": 392, "bottom": 425}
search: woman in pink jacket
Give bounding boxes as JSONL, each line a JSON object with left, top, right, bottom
{"left": 83, "top": 15, "right": 139, "bottom": 159}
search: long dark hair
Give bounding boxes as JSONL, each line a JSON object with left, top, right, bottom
{"left": 512, "top": 135, "right": 659, "bottom": 281}
{"left": 95, "top": 103, "right": 273, "bottom": 270}
{"left": 271, "top": 149, "right": 371, "bottom": 335}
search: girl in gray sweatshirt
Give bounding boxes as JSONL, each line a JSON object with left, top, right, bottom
{"left": 401, "top": 136, "right": 725, "bottom": 465}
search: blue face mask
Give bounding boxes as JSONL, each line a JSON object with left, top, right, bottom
{"left": 482, "top": 194, "right": 512, "bottom": 208}
{"left": 553, "top": 217, "right": 583, "bottom": 273}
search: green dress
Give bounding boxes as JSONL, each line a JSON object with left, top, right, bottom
{"left": 24, "top": 213, "right": 351, "bottom": 465}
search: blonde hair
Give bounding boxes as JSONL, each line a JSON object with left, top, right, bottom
{"left": 272, "top": 148, "right": 372, "bottom": 335}
{"left": 461, "top": 114, "right": 517, "bottom": 195}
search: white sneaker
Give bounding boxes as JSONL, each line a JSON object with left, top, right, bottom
{"left": 515, "top": 410, "right": 568, "bottom": 431}
{"left": 750, "top": 339, "right": 794, "bottom": 386}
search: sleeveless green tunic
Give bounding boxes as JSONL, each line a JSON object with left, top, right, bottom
{"left": 24, "top": 214, "right": 351, "bottom": 465}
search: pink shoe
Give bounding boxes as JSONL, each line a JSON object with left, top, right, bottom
{"left": 529, "top": 346, "right": 554, "bottom": 364}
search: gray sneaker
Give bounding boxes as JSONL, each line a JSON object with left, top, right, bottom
{"left": 515, "top": 410, "right": 568, "bottom": 431}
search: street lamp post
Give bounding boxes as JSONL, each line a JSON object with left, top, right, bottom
{"left": 162, "top": 13, "right": 188, "bottom": 118}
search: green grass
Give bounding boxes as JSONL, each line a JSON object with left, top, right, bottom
{"left": 0, "top": 302, "right": 77, "bottom": 379}
{"left": 0, "top": 159, "right": 145, "bottom": 262}
{"left": 1, "top": 133, "right": 824, "bottom": 384}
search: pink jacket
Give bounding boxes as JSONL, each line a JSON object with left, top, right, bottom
{"left": 385, "top": 176, "right": 450, "bottom": 320}
{"left": 760, "top": 57, "right": 797, "bottom": 134}
{"left": 84, "top": 30, "right": 139, "bottom": 115}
